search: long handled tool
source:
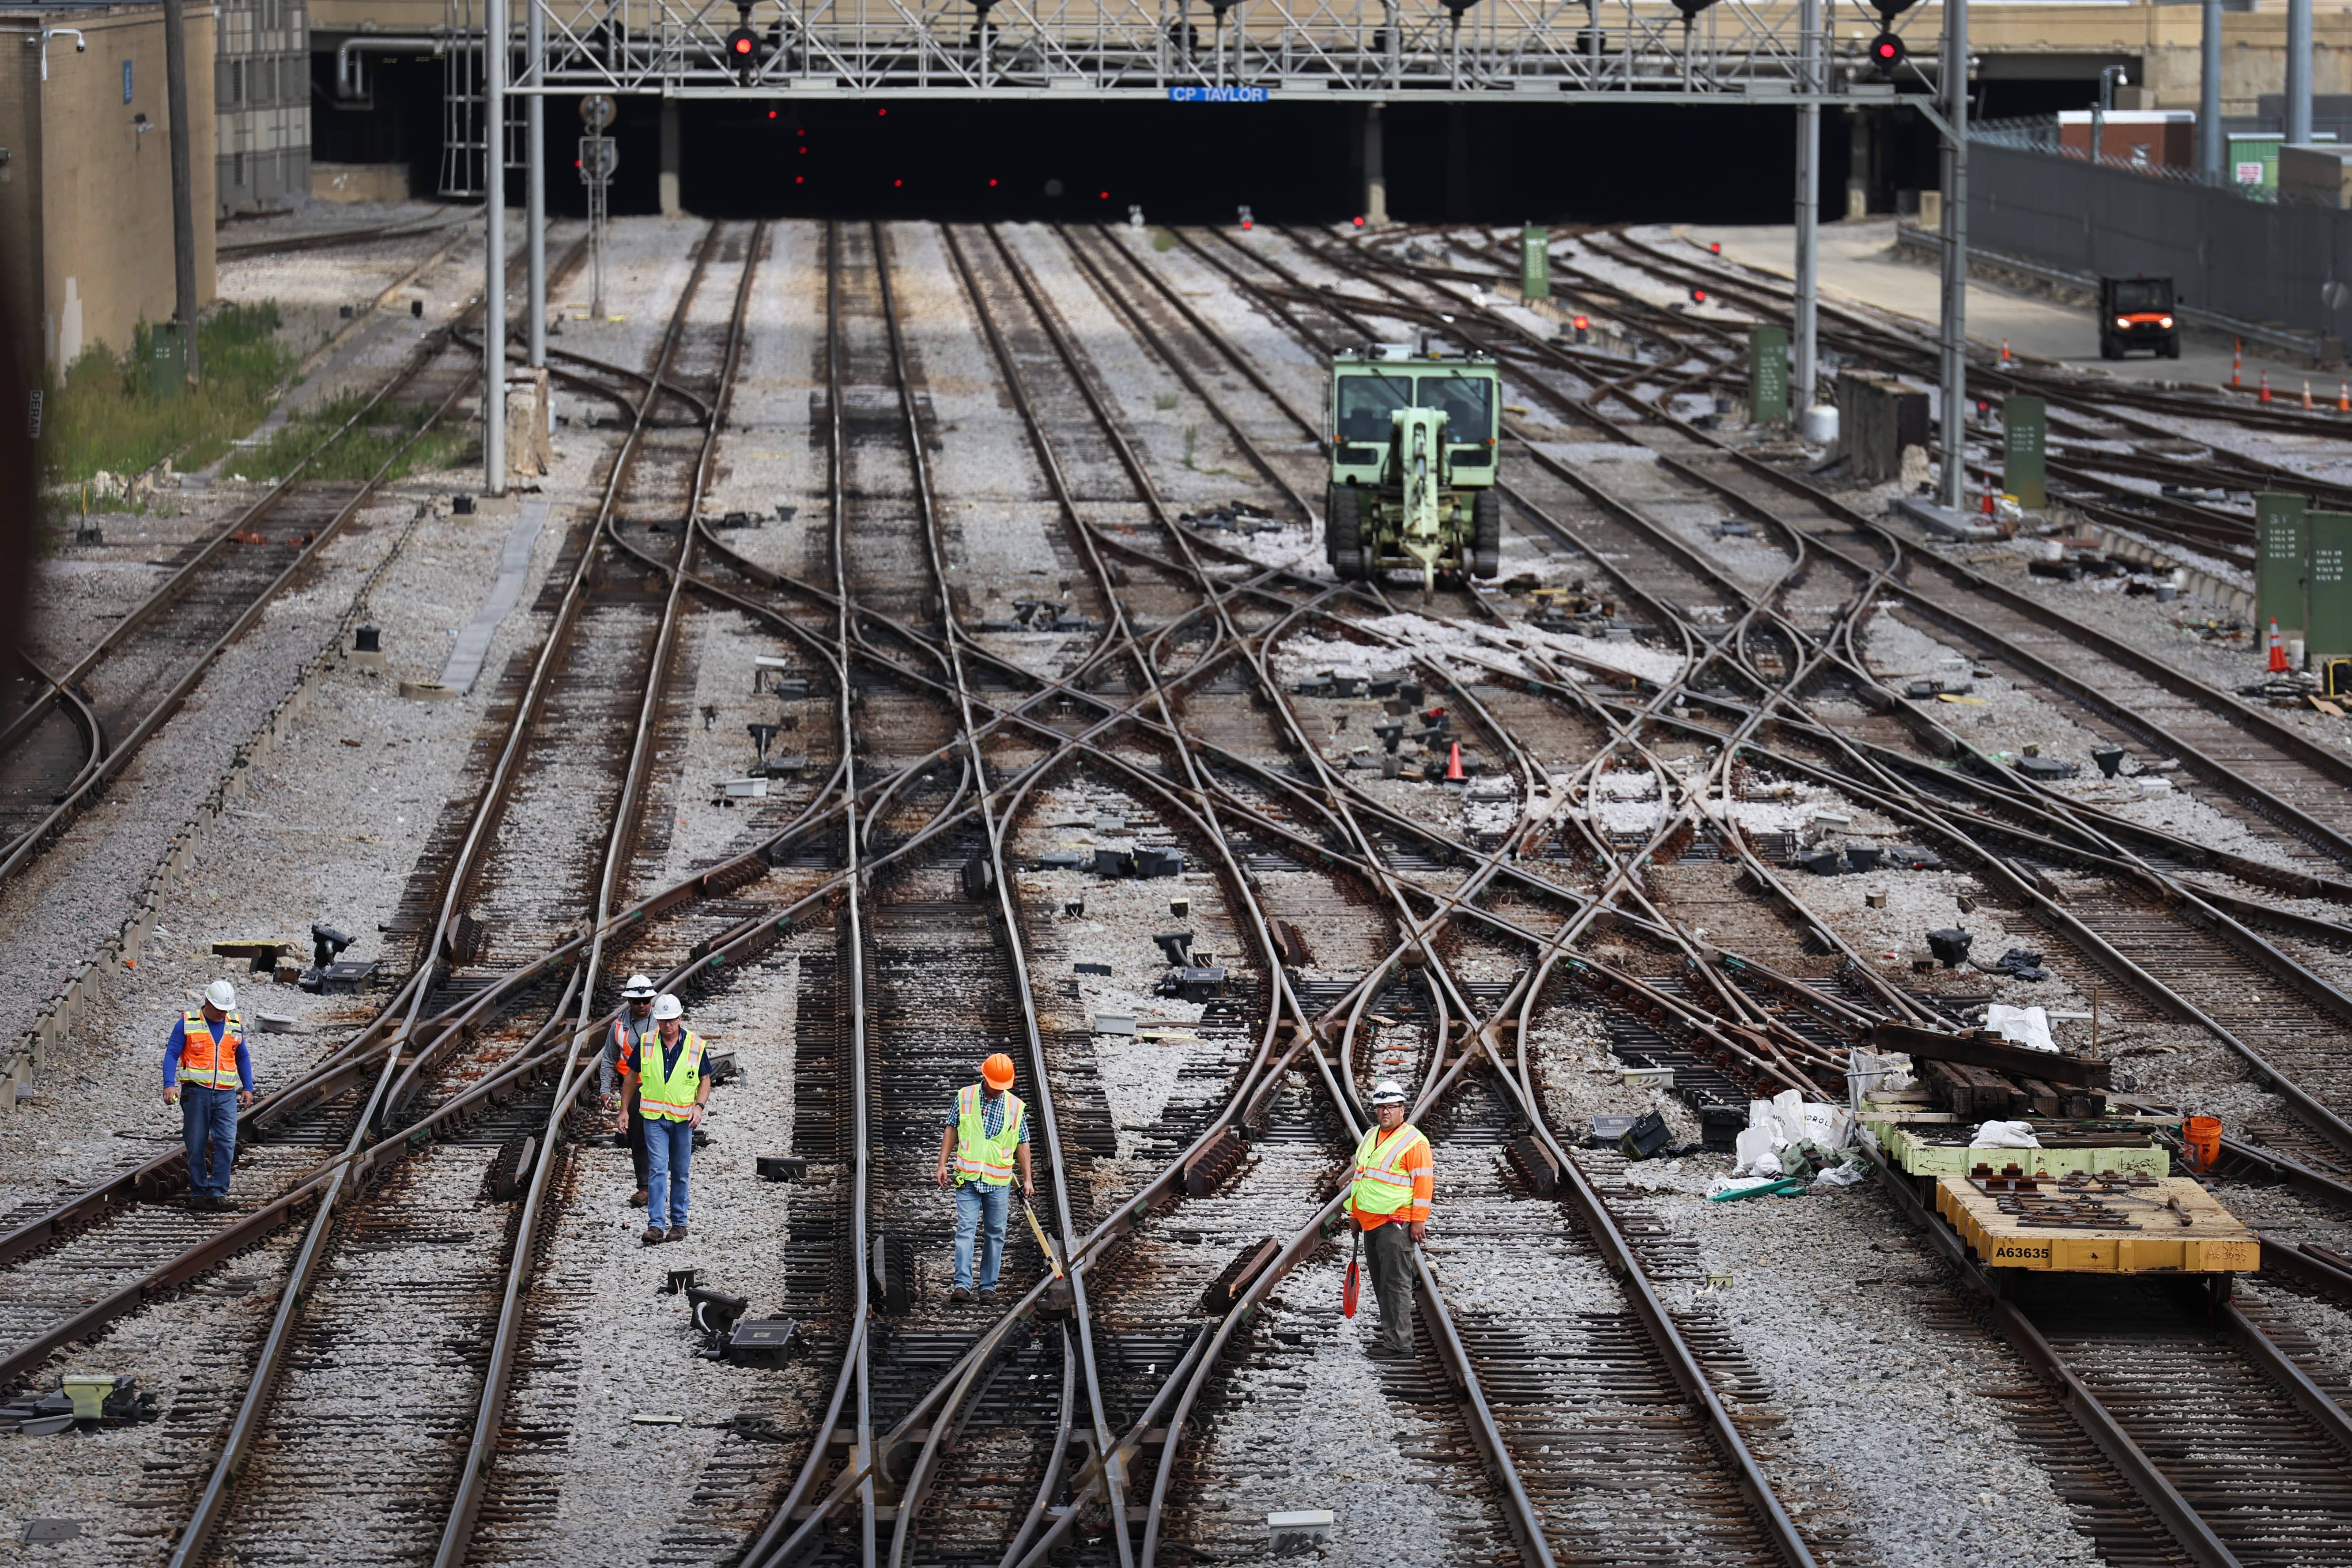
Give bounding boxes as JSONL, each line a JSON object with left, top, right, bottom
{"left": 1342, "top": 1226, "right": 1362, "bottom": 1318}
{"left": 1022, "top": 1195, "right": 1065, "bottom": 1280}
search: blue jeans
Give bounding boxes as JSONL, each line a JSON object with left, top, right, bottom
{"left": 181, "top": 1086, "right": 239, "bottom": 1197}
{"left": 954, "top": 1180, "right": 1011, "bottom": 1292}
{"left": 645, "top": 1118, "right": 694, "bottom": 1228}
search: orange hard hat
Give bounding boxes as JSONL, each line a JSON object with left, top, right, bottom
{"left": 981, "top": 1053, "right": 1017, "bottom": 1090}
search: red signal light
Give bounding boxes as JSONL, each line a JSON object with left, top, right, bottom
{"left": 1099, "top": 190, "right": 1109, "bottom": 199}
{"left": 723, "top": 26, "right": 761, "bottom": 66}
{"left": 1352, "top": 215, "right": 1364, "bottom": 227}
{"left": 878, "top": 107, "right": 887, "bottom": 116}
{"left": 1710, "top": 241, "right": 1722, "bottom": 254}
{"left": 894, "top": 178, "right": 903, "bottom": 187}
{"left": 768, "top": 110, "right": 777, "bottom": 119}
{"left": 989, "top": 178, "right": 998, "bottom": 186}
{"left": 1870, "top": 31, "right": 1905, "bottom": 68}
{"left": 1572, "top": 314, "right": 1589, "bottom": 330}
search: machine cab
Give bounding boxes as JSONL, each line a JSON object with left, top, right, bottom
{"left": 1329, "top": 346, "right": 1501, "bottom": 487}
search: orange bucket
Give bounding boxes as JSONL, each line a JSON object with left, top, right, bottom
{"left": 2183, "top": 1115, "right": 2223, "bottom": 1169}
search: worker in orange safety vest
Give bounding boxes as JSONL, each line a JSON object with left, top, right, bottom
{"left": 1348, "top": 1078, "right": 1433, "bottom": 1358}
{"left": 162, "top": 979, "right": 254, "bottom": 1211}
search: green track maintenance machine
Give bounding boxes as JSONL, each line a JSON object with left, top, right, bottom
{"left": 1325, "top": 345, "right": 1503, "bottom": 588}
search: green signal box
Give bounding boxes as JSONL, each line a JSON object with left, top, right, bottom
{"left": 1749, "top": 325, "right": 1789, "bottom": 424}
{"left": 1520, "top": 225, "right": 1550, "bottom": 300}
{"left": 2002, "top": 396, "right": 2046, "bottom": 509}
{"left": 2257, "top": 491, "right": 2309, "bottom": 639}
{"left": 2310, "top": 510, "right": 2352, "bottom": 660}
{"left": 148, "top": 321, "right": 186, "bottom": 404}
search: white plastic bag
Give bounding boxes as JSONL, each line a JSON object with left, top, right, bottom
{"left": 1731, "top": 1126, "right": 1782, "bottom": 1176}
{"left": 1969, "top": 1119, "right": 2041, "bottom": 1149}
{"left": 1811, "top": 1160, "right": 1867, "bottom": 1191}
{"left": 1985, "top": 1004, "right": 2056, "bottom": 1054}
{"left": 1800, "top": 1102, "right": 1855, "bottom": 1152}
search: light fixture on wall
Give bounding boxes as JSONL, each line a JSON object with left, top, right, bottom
{"left": 26, "top": 27, "right": 86, "bottom": 80}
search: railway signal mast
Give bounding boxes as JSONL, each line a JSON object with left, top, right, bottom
{"left": 580, "top": 95, "right": 619, "bottom": 320}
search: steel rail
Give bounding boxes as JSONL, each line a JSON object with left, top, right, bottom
{"left": 0, "top": 336, "right": 469, "bottom": 886}
{"left": 159, "top": 222, "right": 729, "bottom": 1568}
{"left": 432, "top": 218, "right": 768, "bottom": 1568}
{"left": 0, "top": 228, "right": 587, "bottom": 780}
{"left": 1076, "top": 226, "right": 1825, "bottom": 1562}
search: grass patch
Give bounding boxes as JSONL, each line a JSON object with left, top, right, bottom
{"left": 234, "top": 389, "right": 465, "bottom": 485}
{"left": 42, "top": 304, "right": 297, "bottom": 482}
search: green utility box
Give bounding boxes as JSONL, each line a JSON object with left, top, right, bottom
{"left": 1520, "top": 224, "right": 1549, "bottom": 299}
{"left": 2002, "top": 396, "right": 2046, "bottom": 509}
{"left": 2228, "top": 132, "right": 2337, "bottom": 195}
{"left": 2310, "top": 510, "right": 2352, "bottom": 659}
{"left": 2258, "top": 492, "right": 2309, "bottom": 637}
{"left": 1749, "top": 325, "right": 1788, "bottom": 423}
{"left": 148, "top": 321, "right": 186, "bottom": 403}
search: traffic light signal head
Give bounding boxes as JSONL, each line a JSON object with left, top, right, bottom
{"left": 1688, "top": 287, "right": 1708, "bottom": 306}
{"left": 725, "top": 26, "right": 761, "bottom": 64}
{"left": 1869, "top": 32, "right": 1905, "bottom": 71}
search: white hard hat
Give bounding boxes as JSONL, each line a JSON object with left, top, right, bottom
{"left": 651, "top": 994, "right": 684, "bottom": 1021}
{"left": 1368, "top": 1079, "right": 1409, "bottom": 1107}
{"left": 620, "top": 975, "right": 657, "bottom": 1000}
{"left": 204, "top": 979, "right": 238, "bottom": 1012}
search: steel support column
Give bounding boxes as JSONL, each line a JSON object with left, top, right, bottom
{"left": 659, "top": 100, "right": 681, "bottom": 217}
{"left": 162, "top": 0, "right": 199, "bottom": 384}
{"left": 526, "top": 0, "right": 546, "bottom": 369}
{"left": 485, "top": 0, "right": 507, "bottom": 495}
{"left": 2290, "top": 0, "right": 2314, "bottom": 145}
{"left": 1365, "top": 102, "right": 1388, "bottom": 226}
{"left": 1937, "top": 0, "right": 1968, "bottom": 511}
{"left": 2199, "top": 0, "right": 2223, "bottom": 184}
{"left": 1792, "top": 0, "right": 1820, "bottom": 415}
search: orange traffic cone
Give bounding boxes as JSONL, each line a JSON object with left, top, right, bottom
{"left": 2270, "top": 619, "right": 2290, "bottom": 674}
{"left": 1981, "top": 490, "right": 1997, "bottom": 516}
{"left": 2305, "top": 379, "right": 2317, "bottom": 411}
{"left": 2261, "top": 370, "right": 2273, "bottom": 404}
{"left": 1445, "top": 741, "right": 1465, "bottom": 782}
{"left": 2001, "top": 337, "right": 2012, "bottom": 366}
{"left": 2233, "top": 339, "right": 2243, "bottom": 389}
{"left": 2338, "top": 380, "right": 2348, "bottom": 413}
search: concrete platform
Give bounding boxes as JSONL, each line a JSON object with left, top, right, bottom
{"left": 1688, "top": 218, "right": 2340, "bottom": 394}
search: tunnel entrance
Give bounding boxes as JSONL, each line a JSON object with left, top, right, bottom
{"left": 504, "top": 97, "right": 1884, "bottom": 225}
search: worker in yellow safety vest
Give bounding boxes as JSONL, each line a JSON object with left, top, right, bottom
{"left": 620, "top": 994, "right": 709, "bottom": 1245}
{"left": 933, "top": 1052, "right": 1034, "bottom": 1303}
{"left": 162, "top": 979, "right": 255, "bottom": 1212}
{"left": 1349, "top": 1078, "right": 1434, "bottom": 1358}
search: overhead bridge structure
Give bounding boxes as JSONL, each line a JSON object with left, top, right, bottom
{"left": 498, "top": 0, "right": 1859, "bottom": 102}
{"left": 464, "top": 0, "right": 1974, "bottom": 528}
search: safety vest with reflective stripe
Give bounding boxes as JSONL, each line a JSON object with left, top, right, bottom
{"left": 955, "top": 1084, "right": 1025, "bottom": 1186}
{"left": 1349, "top": 1122, "right": 1430, "bottom": 1218}
{"left": 179, "top": 1012, "right": 245, "bottom": 1090}
{"left": 638, "top": 1030, "right": 706, "bottom": 1122}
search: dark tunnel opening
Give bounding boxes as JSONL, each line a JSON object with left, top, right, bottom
{"left": 312, "top": 87, "right": 1958, "bottom": 226}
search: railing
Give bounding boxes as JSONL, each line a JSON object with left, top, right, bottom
{"left": 481, "top": 0, "right": 1844, "bottom": 98}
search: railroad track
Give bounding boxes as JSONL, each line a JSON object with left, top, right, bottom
{"left": 11, "top": 217, "right": 2352, "bottom": 1568}
{"left": 0, "top": 228, "right": 593, "bottom": 895}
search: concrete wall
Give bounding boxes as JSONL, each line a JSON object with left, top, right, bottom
{"left": 216, "top": 0, "right": 308, "bottom": 213}
{"left": 0, "top": 4, "right": 219, "bottom": 373}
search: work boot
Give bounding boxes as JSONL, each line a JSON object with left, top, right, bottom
{"left": 951, "top": 1286, "right": 973, "bottom": 1303}
{"left": 665, "top": 1225, "right": 688, "bottom": 1243}
{"left": 642, "top": 1225, "right": 667, "bottom": 1246}
{"left": 628, "top": 1190, "right": 649, "bottom": 1208}
{"left": 978, "top": 1288, "right": 998, "bottom": 1303}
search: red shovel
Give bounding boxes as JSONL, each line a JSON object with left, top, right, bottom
{"left": 1341, "top": 1227, "right": 1362, "bottom": 1318}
